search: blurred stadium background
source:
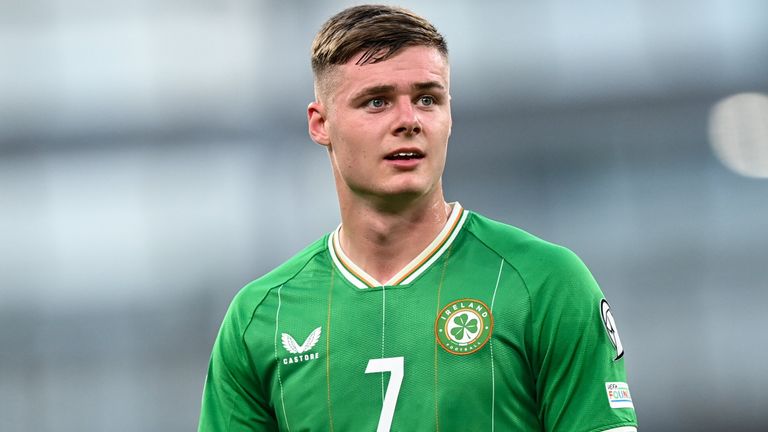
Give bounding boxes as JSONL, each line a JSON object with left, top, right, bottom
{"left": 2, "top": 0, "right": 767, "bottom": 430}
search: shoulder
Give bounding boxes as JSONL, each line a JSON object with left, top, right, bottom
{"left": 226, "top": 235, "right": 330, "bottom": 320}
{"left": 465, "top": 211, "right": 586, "bottom": 275}
{"left": 464, "top": 211, "right": 599, "bottom": 303}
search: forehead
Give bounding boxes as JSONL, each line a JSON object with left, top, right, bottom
{"left": 332, "top": 45, "right": 450, "bottom": 99}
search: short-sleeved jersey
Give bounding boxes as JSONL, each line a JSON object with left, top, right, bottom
{"left": 199, "top": 204, "right": 638, "bottom": 431}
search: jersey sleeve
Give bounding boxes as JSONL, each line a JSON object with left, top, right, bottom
{"left": 530, "top": 247, "right": 638, "bottom": 432}
{"left": 198, "top": 294, "right": 277, "bottom": 432}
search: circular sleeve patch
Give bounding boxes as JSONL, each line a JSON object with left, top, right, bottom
{"left": 600, "top": 299, "right": 625, "bottom": 361}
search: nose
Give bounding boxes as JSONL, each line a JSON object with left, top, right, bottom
{"left": 392, "top": 99, "right": 421, "bottom": 136}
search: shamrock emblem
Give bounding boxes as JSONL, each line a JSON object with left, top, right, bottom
{"left": 450, "top": 312, "right": 479, "bottom": 341}
{"left": 436, "top": 299, "right": 494, "bottom": 355}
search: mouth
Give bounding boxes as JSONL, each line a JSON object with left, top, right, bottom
{"left": 384, "top": 150, "right": 425, "bottom": 161}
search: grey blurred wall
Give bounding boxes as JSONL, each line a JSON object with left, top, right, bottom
{"left": 1, "top": 1, "right": 767, "bottom": 431}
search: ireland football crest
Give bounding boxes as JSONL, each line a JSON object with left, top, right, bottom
{"left": 435, "top": 298, "right": 493, "bottom": 355}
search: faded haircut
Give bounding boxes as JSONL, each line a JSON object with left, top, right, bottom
{"left": 311, "top": 4, "right": 448, "bottom": 100}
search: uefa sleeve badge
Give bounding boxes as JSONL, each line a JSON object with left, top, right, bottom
{"left": 600, "top": 299, "right": 624, "bottom": 361}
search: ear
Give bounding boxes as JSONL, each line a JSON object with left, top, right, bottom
{"left": 308, "top": 101, "right": 331, "bottom": 147}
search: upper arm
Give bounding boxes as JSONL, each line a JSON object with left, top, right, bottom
{"left": 198, "top": 299, "right": 277, "bottom": 432}
{"left": 531, "top": 248, "right": 638, "bottom": 432}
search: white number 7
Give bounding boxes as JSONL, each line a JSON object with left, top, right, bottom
{"left": 365, "top": 357, "right": 404, "bottom": 432}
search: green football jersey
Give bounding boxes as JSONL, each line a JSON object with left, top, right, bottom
{"left": 199, "top": 204, "right": 638, "bottom": 431}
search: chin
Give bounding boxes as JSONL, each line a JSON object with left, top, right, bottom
{"left": 379, "top": 181, "right": 436, "bottom": 200}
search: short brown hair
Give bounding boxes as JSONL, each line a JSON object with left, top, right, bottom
{"left": 311, "top": 5, "right": 448, "bottom": 95}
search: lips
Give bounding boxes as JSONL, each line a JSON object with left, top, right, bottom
{"left": 384, "top": 149, "right": 425, "bottom": 160}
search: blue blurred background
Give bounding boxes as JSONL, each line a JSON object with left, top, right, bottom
{"left": 2, "top": 1, "right": 767, "bottom": 431}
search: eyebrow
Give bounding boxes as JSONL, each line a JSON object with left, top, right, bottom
{"left": 412, "top": 81, "right": 446, "bottom": 92}
{"left": 351, "top": 81, "right": 447, "bottom": 101}
{"left": 352, "top": 85, "right": 396, "bottom": 101}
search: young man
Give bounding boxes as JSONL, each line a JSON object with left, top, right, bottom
{"left": 199, "top": 5, "right": 638, "bottom": 432}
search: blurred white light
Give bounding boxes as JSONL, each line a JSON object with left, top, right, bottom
{"left": 709, "top": 92, "right": 768, "bottom": 178}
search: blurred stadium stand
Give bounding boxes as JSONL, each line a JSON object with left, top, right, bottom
{"left": 1, "top": 1, "right": 767, "bottom": 431}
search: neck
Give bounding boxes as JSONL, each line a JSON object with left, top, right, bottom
{"left": 337, "top": 193, "right": 451, "bottom": 285}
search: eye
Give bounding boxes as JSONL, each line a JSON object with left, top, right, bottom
{"left": 367, "top": 98, "right": 386, "bottom": 109}
{"left": 418, "top": 96, "right": 435, "bottom": 106}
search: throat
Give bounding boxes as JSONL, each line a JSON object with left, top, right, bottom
{"left": 334, "top": 201, "right": 457, "bottom": 286}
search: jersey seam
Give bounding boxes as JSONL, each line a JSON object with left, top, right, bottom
{"left": 220, "top": 351, "right": 258, "bottom": 431}
{"left": 466, "top": 223, "right": 633, "bottom": 432}
{"left": 466, "top": 218, "right": 635, "bottom": 432}
{"left": 240, "top": 239, "right": 331, "bottom": 404}
{"left": 463, "top": 216, "right": 543, "bottom": 421}
{"left": 463, "top": 221, "right": 538, "bottom": 372}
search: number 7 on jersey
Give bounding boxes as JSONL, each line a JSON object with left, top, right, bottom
{"left": 365, "top": 357, "right": 404, "bottom": 432}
